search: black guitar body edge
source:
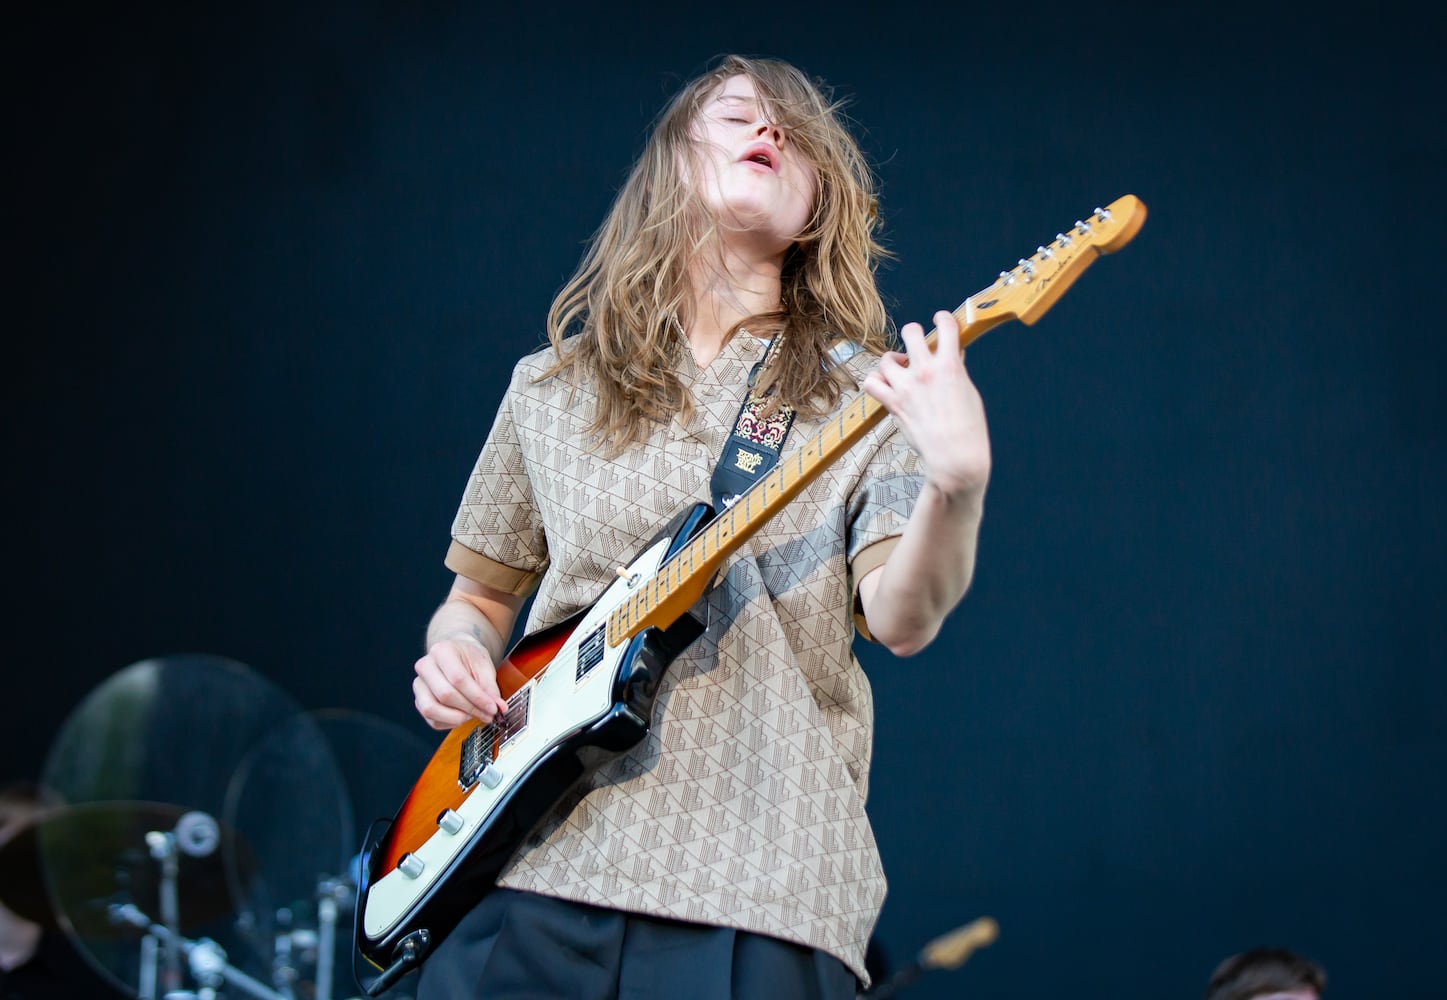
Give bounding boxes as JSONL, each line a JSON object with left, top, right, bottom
{"left": 354, "top": 502, "right": 714, "bottom": 995}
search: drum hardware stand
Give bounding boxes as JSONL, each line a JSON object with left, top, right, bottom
{"left": 313, "top": 875, "right": 354, "bottom": 1000}
{"left": 109, "top": 810, "right": 291, "bottom": 1000}
{"left": 110, "top": 901, "right": 289, "bottom": 1000}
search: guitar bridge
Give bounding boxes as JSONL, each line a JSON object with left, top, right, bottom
{"left": 457, "top": 685, "right": 534, "bottom": 792}
{"left": 498, "top": 686, "right": 531, "bottom": 749}
{"left": 458, "top": 725, "right": 498, "bottom": 791}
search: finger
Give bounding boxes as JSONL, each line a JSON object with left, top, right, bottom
{"left": 418, "top": 646, "right": 505, "bottom": 720}
{"left": 866, "top": 351, "right": 910, "bottom": 398}
{"left": 898, "top": 321, "right": 928, "bottom": 360}
{"left": 413, "top": 675, "right": 481, "bottom": 730}
{"left": 934, "top": 309, "right": 962, "bottom": 360}
{"left": 438, "top": 641, "right": 509, "bottom": 715}
{"left": 861, "top": 371, "right": 896, "bottom": 409}
{"left": 877, "top": 350, "right": 908, "bottom": 379}
{"left": 413, "top": 659, "right": 494, "bottom": 725}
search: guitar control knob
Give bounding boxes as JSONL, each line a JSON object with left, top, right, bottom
{"left": 478, "top": 762, "right": 504, "bottom": 789}
{"left": 437, "top": 809, "right": 465, "bottom": 835}
{"left": 397, "top": 853, "right": 425, "bottom": 879}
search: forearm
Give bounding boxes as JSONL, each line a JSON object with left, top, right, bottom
{"left": 863, "top": 480, "right": 985, "bottom": 656}
{"left": 425, "top": 593, "right": 512, "bottom": 662}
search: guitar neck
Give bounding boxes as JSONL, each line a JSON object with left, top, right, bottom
{"left": 605, "top": 194, "right": 1146, "bottom": 646}
{"left": 604, "top": 295, "right": 1004, "bottom": 646}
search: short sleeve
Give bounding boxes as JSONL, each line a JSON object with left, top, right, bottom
{"left": 847, "top": 427, "right": 924, "bottom": 640}
{"left": 446, "top": 361, "right": 550, "bottom": 592}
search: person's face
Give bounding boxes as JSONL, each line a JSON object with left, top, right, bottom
{"left": 688, "top": 74, "right": 818, "bottom": 257}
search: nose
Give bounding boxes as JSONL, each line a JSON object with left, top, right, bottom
{"left": 753, "top": 120, "right": 785, "bottom": 146}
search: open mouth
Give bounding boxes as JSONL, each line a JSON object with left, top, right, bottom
{"left": 741, "top": 145, "right": 776, "bottom": 171}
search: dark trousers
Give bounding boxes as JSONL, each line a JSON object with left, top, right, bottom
{"left": 414, "top": 888, "right": 857, "bottom": 1000}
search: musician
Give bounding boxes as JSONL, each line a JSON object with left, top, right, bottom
{"left": 408, "top": 53, "right": 991, "bottom": 998}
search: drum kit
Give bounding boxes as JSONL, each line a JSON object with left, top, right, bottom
{"left": 1, "top": 654, "right": 433, "bottom": 1000}
{"left": 2, "top": 653, "right": 1000, "bottom": 999}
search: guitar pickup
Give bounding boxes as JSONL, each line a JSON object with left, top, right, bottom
{"left": 575, "top": 625, "right": 606, "bottom": 682}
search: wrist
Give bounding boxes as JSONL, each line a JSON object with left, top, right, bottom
{"left": 922, "top": 476, "right": 987, "bottom": 514}
{"left": 430, "top": 630, "right": 489, "bottom": 652}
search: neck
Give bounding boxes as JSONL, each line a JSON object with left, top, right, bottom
{"left": 682, "top": 242, "right": 784, "bottom": 367}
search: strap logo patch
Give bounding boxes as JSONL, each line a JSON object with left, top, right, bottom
{"left": 733, "top": 447, "right": 765, "bottom": 474}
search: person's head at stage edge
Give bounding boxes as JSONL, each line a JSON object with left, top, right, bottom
{"left": 1206, "top": 945, "right": 1328, "bottom": 1000}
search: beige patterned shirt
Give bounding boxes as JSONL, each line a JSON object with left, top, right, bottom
{"left": 444, "top": 332, "right": 923, "bottom": 985}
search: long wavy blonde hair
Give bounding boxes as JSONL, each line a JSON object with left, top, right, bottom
{"left": 540, "top": 54, "right": 893, "bottom": 454}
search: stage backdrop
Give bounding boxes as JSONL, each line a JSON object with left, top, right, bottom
{"left": 9, "top": 3, "right": 1444, "bottom": 998}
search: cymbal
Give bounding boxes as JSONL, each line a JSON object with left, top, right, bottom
{"left": 0, "top": 800, "right": 257, "bottom": 937}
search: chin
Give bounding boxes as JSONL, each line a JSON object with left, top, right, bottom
{"left": 713, "top": 204, "right": 798, "bottom": 247}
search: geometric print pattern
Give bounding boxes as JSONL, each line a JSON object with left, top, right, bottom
{"left": 445, "top": 332, "right": 924, "bottom": 986}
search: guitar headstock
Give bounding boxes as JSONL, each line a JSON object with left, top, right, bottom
{"left": 954, "top": 193, "right": 1147, "bottom": 341}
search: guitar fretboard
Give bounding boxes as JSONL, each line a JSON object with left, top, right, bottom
{"left": 606, "top": 385, "right": 884, "bottom": 645}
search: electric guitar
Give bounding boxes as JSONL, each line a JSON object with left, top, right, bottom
{"left": 353, "top": 194, "right": 1148, "bottom": 994}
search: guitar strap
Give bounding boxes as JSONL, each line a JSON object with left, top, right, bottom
{"left": 709, "top": 337, "right": 864, "bottom": 512}
{"left": 710, "top": 335, "right": 794, "bottom": 512}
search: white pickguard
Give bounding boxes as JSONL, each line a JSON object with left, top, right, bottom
{"left": 362, "top": 533, "right": 675, "bottom": 941}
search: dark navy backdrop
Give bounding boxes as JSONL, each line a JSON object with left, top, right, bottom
{"left": 9, "top": 2, "right": 1445, "bottom": 997}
